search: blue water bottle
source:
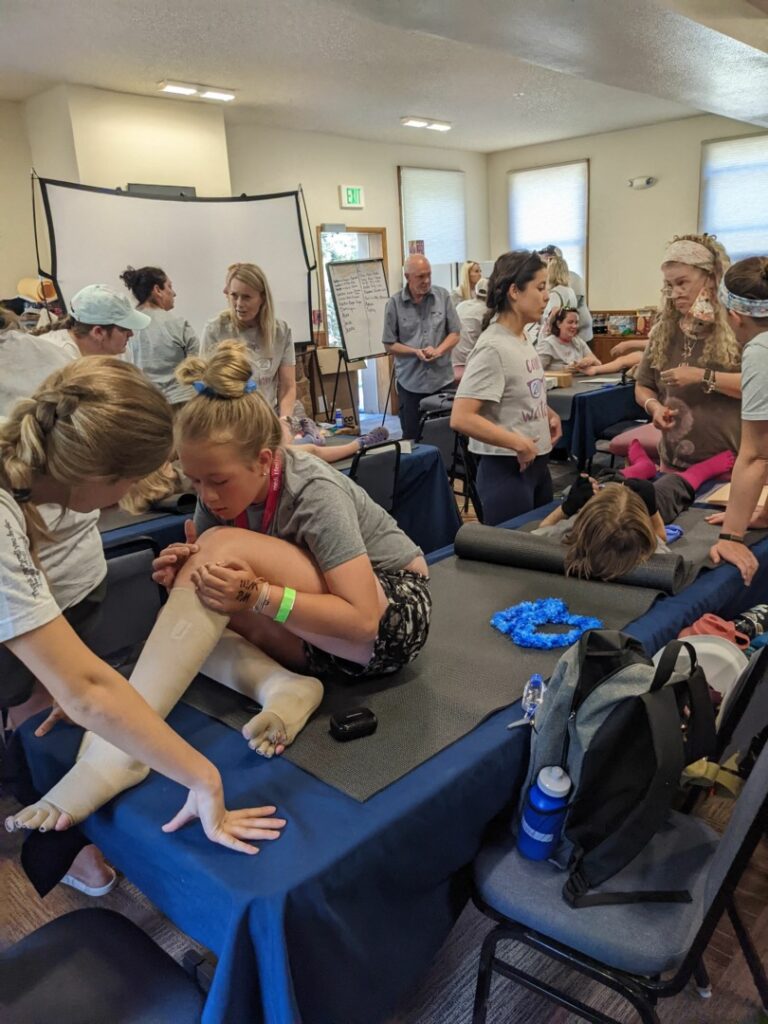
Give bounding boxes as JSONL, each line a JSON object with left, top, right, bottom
{"left": 517, "top": 766, "right": 572, "bottom": 861}
{"left": 334, "top": 408, "right": 344, "bottom": 430}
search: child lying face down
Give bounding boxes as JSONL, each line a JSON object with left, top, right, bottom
{"left": 534, "top": 441, "right": 736, "bottom": 580}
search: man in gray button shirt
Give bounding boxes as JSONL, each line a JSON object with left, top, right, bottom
{"left": 382, "top": 254, "right": 461, "bottom": 438}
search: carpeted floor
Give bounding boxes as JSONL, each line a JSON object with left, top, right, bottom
{"left": 2, "top": 785, "right": 765, "bottom": 1024}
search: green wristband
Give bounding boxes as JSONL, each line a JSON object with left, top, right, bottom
{"left": 273, "top": 586, "right": 296, "bottom": 623}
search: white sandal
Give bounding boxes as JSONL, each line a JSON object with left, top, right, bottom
{"left": 60, "top": 867, "right": 118, "bottom": 897}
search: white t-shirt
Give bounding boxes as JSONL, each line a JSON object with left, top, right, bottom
{"left": 37, "top": 328, "right": 81, "bottom": 360}
{"left": 456, "top": 321, "right": 552, "bottom": 458}
{"left": 536, "top": 332, "right": 594, "bottom": 371}
{"left": 200, "top": 316, "right": 295, "bottom": 411}
{"left": 452, "top": 297, "right": 487, "bottom": 368}
{"left": 0, "top": 329, "right": 106, "bottom": 619}
{"left": 740, "top": 331, "right": 768, "bottom": 421}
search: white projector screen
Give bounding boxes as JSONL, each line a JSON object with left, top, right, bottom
{"left": 39, "top": 179, "right": 314, "bottom": 342}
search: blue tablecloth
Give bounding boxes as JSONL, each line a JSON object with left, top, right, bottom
{"left": 556, "top": 381, "right": 644, "bottom": 469}
{"left": 100, "top": 444, "right": 460, "bottom": 557}
{"left": 16, "top": 500, "right": 768, "bottom": 1024}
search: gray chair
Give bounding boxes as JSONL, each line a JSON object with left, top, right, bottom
{"left": 0, "top": 908, "right": 204, "bottom": 1023}
{"left": 471, "top": 738, "right": 768, "bottom": 1023}
{"left": 348, "top": 439, "right": 401, "bottom": 514}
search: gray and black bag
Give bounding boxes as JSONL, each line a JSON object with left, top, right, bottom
{"left": 518, "top": 629, "right": 717, "bottom": 908}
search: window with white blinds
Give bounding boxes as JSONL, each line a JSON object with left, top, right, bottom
{"left": 700, "top": 135, "right": 768, "bottom": 260}
{"left": 399, "top": 167, "right": 467, "bottom": 264}
{"left": 507, "top": 161, "right": 588, "bottom": 279}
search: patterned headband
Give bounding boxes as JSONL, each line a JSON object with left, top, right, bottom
{"left": 193, "top": 377, "right": 258, "bottom": 398}
{"left": 662, "top": 239, "right": 715, "bottom": 270}
{"left": 718, "top": 280, "right": 768, "bottom": 318}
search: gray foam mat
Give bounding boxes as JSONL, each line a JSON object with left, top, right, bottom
{"left": 182, "top": 554, "right": 660, "bottom": 801}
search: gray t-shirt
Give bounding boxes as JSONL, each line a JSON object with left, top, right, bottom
{"left": 0, "top": 330, "right": 106, "bottom": 612}
{"left": 452, "top": 297, "right": 487, "bottom": 369}
{"left": 456, "top": 321, "right": 552, "bottom": 458}
{"left": 569, "top": 270, "right": 593, "bottom": 342}
{"left": 125, "top": 307, "right": 199, "bottom": 404}
{"left": 740, "top": 331, "right": 768, "bottom": 421}
{"left": 382, "top": 285, "right": 460, "bottom": 393}
{"left": 200, "top": 315, "right": 295, "bottom": 410}
{"left": 634, "top": 324, "right": 741, "bottom": 469}
{"left": 536, "top": 332, "right": 594, "bottom": 371}
{"left": 194, "top": 447, "right": 421, "bottom": 574}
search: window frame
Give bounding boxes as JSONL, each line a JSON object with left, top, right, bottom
{"left": 397, "top": 165, "right": 468, "bottom": 265}
{"left": 698, "top": 131, "right": 768, "bottom": 260}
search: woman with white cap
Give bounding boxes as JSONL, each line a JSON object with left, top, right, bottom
{"left": 33, "top": 284, "right": 150, "bottom": 359}
{"left": 634, "top": 233, "right": 742, "bottom": 471}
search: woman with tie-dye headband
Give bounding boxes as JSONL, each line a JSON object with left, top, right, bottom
{"left": 707, "top": 256, "right": 768, "bottom": 586}
{"left": 634, "top": 233, "right": 742, "bottom": 471}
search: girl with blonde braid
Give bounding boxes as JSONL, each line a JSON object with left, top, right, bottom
{"left": 3, "top": 358, "right": 285, "bottom": 854}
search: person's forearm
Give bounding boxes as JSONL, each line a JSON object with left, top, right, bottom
{"left": 384, "top": 342, "right": 420, "bottom": 357}
{"left": 258, "top": 586, "right": 380, "bottom": 643}
{"left": 278, "top": 382, "right": 297, "bottom": 419}
{"left": 435, "top": 332, "right": 460, "bottom": 356}
{"left": 539, "top": 506, "right": 566, "bottom": 528}
{"left": 450, "top": 408, "right": 529, "bottom": 452}
{"left": 15, "top": 637, "right": 221, "bottom": 795}
{"left": 635, "top": 383, "right": 659, "bottom": 415}
{"left": 722, "top": 451, "right": 768, "bottom": 536}
{"left": 710, "top": 371, "right": 741, "bottom": 399}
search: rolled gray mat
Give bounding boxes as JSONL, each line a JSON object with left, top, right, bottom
{"left": 454, "top": 522, "right": 687, "bottom": 595}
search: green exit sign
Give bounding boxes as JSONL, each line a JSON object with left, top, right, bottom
{"left": 339, "top": 184, "right": 365, "bottom": 209}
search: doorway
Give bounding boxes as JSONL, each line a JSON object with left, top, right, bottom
{"left": 317, "top": 226, "right": 390, "bottom": 414}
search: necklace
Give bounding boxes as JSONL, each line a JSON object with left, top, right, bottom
{"left": 680, "top": 334, "right": 698, "bottom": 366}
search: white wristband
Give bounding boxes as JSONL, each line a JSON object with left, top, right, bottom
{"left": 643, "top": 397, "right": 659, "bottom": 415}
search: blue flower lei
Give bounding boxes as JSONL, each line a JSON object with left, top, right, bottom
{"left": 491, "top": 598, "right": 603, "bottom": 650}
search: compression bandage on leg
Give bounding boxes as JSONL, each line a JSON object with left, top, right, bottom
{"left": 200, "top": 630, "right": 323, "bottom": 758}
{"left": 8, "top": 589, "right": 229, "bottom": 830}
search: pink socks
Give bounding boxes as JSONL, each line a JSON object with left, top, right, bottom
{"left": 679, "top": 450, "right": 736, "bottom": 492}
{"left": 620, "top": 439, "right": 658, "bottom": 480}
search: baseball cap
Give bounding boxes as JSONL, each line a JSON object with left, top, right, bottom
{"left": 71, "top": 284, "right": 151, "bottom": 331}
{"left": 475, "top": 277, "right": 489, "bottom": 299}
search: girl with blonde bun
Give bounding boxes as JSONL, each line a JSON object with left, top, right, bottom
{"left": 4, "top": 358, "right": 285, "bottom": 855}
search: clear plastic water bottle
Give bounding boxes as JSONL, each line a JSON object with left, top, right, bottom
{"left": 517, "top": 766, "right": 572, "bottom": 861}
{"left": 334, "top": 408, "right": 344, "bottom": 430}
{"left": 521, "top": 673, "right": 546, "bottom": 722}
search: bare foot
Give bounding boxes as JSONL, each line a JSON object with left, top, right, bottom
{"left": 67, "top": 844, "right": 115, "bottom": 890}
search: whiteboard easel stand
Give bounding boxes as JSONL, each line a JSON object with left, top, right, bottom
{"left": 328, "top": 348, "right": 361, "bottom": 430}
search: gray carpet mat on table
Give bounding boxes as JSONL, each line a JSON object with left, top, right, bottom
{"left": 182, "top": 553, "right": 660, "bottom": 801}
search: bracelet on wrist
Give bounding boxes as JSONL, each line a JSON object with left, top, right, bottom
{"left": 643, "top": 397, "right": 659, "bottom": 415}
{"left": 718, "top": 532, "right": 745, "bottom": 544}
{"left": 702, "top": 368, "right": 718, "bottom": 394}
{"left": 273, "top": 586, "right": 297, "bottom": 624}
{"left": 250, "top": 581, "right": 271, "bottom": 615}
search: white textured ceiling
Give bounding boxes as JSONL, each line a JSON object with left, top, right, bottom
{"left": 0, "top": 0, "right": 765, "bottom": 151}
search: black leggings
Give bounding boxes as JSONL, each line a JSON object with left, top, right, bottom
{"left": 476, "top": 453, "right": 554, "bottom": 526}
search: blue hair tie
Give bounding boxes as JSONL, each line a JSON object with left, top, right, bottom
{"left": 193, "top": 380, "right": 216, "bottom": 397}
{"left": 665, "top": 524, "right": 684, "bottom": 544}
{"left": 491, "top": 598, "right": 603, "bottom": 650}
{"left": 243, "top": 377, "right": 258, "bottom": 394}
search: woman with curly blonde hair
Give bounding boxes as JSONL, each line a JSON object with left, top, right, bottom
{"left": 634, "top": 233, "right": 742, "bottom": 470}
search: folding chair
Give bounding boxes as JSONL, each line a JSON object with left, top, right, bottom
{"left": 348, "top": 439, "right": 401, "bottom": 514}
{"left": 471, "top": 726, "right": 768, "bottom": 1023}
{"left": 0, "top": 908, "right": 204, "bottom": 1023}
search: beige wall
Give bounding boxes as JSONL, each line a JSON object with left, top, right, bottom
{"left": 226, "top": 119, "right": 490, "bottom": 301}
{"left": 488, "top": 114, "right": 763, "bottom": 309}
{"left": 65, "top": 86, "right": 231, "bottom": 194}
{"left": 0, "top": 101, "right": 38, "bottom": 297}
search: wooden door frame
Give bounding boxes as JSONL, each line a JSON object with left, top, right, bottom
{"left": 315, "top": 225, "right": 394, "bottom": 414}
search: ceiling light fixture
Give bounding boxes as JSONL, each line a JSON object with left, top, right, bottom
{"left": 200, "top": 89, "right": 236, "bottom": 102}
{"left": 425, "top": 120, "right": 452, "bottom": 132}
{"left": 158, "top": 81, "right": 237, "bottom": 102}
{"left": 160, "top": 81, "right": 198, "bottom": 96}
{"left": 401, "top": 116, "right": 429, "bottom": 128}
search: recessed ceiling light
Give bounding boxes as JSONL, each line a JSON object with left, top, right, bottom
{"left": 425, "top": 120, "right": 452, "bottom": 132}
{"left": 401, "top": 116, "right": 429, "bottom": 128}
{"left": 159, "top": 81, "right": 198, "bottom": 96}
{"left": 513, "top": 92, "right": 526, "bottom": 98}
{"left": 200, "top": 89, "right": 236, "bottom": 102}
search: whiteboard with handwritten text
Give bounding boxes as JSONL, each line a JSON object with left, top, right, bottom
{"left": 326, "top": 258, "right": 390, "bottom": 361}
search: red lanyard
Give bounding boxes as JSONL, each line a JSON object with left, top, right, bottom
{"left": 234, "top": 452, "right": 283, "bottom": 534}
